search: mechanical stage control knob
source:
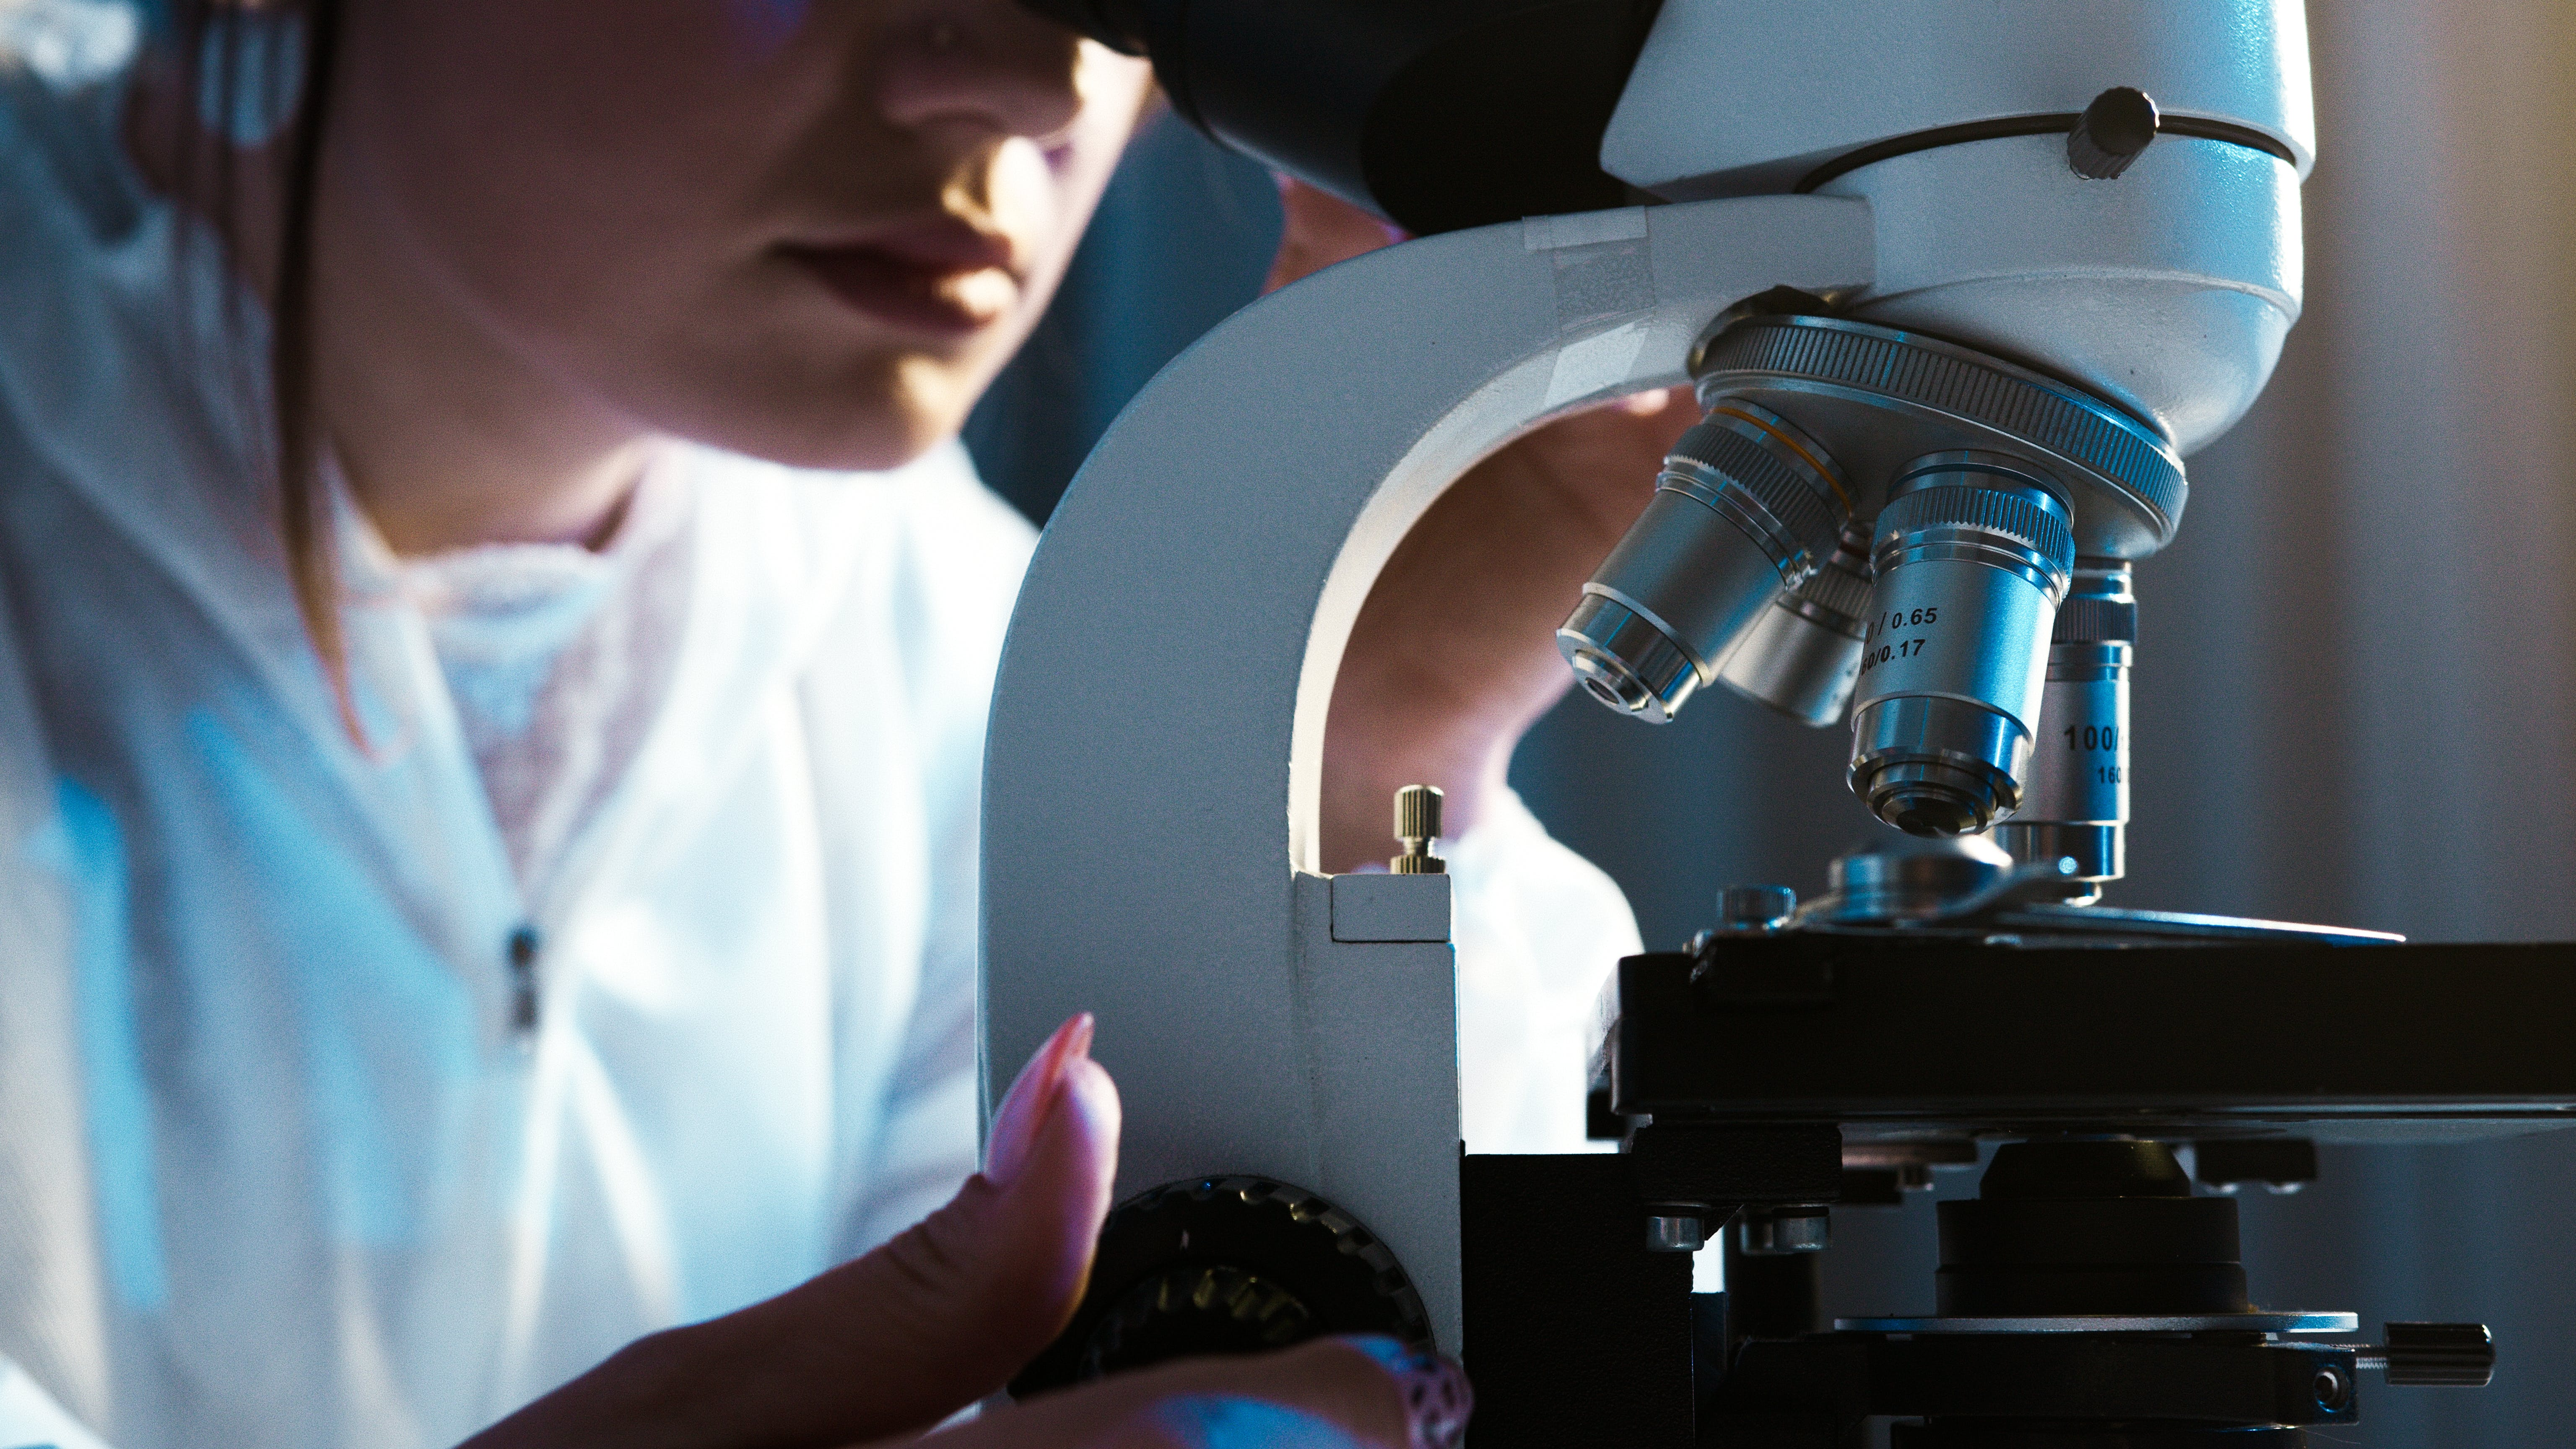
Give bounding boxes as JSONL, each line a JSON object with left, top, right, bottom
{"left": 2367, "top": 1322, "right": 2496, "bottom": 1387}
{"left": 1010, "top": 1176, "right": 1431, "bottom": 1396}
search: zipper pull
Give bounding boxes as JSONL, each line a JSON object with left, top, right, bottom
{"left": 507, "top": 926, "right": 542, "bottom": 1036}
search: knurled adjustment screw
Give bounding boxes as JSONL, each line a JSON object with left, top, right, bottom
{"left": 1085, "top": 1263, "right": 1316, "bottom": 1376}
{"left": 2376, "top": 1322, "right": 2496, "bottom": 1387}
{"left": 2068, "top": 86, "right": 2160, "bottom": 179}
{"left": 1010, "top": 1176, "right": 1433, "bottom": 1397}
{"left": 1392, "top": 784, "right": 1445, "bottom": 875}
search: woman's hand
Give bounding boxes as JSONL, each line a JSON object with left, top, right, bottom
{"left": 459, "top": 1014, "right": 1470, "bottom": 1449}
{"left": 1267, "top": 181, "right": 1698, "bottom": 871}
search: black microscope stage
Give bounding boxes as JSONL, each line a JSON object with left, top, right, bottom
{"left": 1602, "top": 934, "right": 2576, "bottom": 1139}
{"left": 1459, "top": 932, "right": 2576, "bottom": 1449}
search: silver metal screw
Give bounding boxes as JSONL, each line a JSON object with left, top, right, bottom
{"left": 1644, "top": 1214, "right": 1706, "bottom": 1253}
{"left": 1739, "top": 1206, "right": 1831, "bottom": 1255}
{"left": 1392, "top": 784, "right": 1446, "bottom": 875}
{"left": 1719, "top": 884, "right": 1798, "bottom": 932}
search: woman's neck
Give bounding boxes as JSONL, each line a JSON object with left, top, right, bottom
{"left": 311, "top": 138, "right": 660, "bottom": 555}
{"left": 309, "top": 254, "right": 655, "bottom": 557}
{"left": 127, "top": 68, "right": 653, "bottom": 557}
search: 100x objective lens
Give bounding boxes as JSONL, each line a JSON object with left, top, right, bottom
{"left": 1993, "top": 563, "right": 2137, "bottom": 891}
{"left": 1847, "top": 453, "right": 2075, "bottom": 836}
{"left": 1558, "top": 401, "right": 1848, "bottom": 723}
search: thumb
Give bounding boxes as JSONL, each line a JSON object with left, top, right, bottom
{"left": 465, "top": 1014, "right": 1121, "bottom": 1449}
{"left": 724, "top": 1013, "right": 1121, "bottom": 1441}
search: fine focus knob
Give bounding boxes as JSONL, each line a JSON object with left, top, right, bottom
{"left": 1011, "top": 1176, "right": 1432, "bottom": 1396}
{"left": 2380, "top": 1322, "right": 2497, "bottom": 1387}
{"left": 2067, "top": 86, "right": 2160, "bottom": 179}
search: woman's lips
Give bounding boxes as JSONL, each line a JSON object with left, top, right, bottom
{"left": 782, "top": 223, "right": 1023, "bottom": 338}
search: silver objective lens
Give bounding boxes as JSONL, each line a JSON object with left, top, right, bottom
{"left": 1992, "top": 563, "right": 2136, "bottom": 896}
{"left": 1559, "top": 401, "right": 1848, "bottom": 723}
{"left": 1847, "top": 453, "right": 2075, "bottom": 836}
{"left": 1707, "top": 519, "right": 1874, "bottom": 726}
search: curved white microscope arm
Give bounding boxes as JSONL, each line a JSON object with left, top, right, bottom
{"left": 982, "top": 195, "right": 1875, "bottom": 1351}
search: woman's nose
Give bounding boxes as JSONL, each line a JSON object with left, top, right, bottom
{"left": 876, "top": 0, "right": 1089, "bottom": 144}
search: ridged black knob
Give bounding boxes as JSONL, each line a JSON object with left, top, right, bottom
{"left": 2067, "top": 87, "right": 2160, "bottom": 179}
{"left": 2383, "top": 1322, "right": 2496, "bottom": 1387}
{"left": 1011, "top": 1176, "right": 1431, "bottom": 1396}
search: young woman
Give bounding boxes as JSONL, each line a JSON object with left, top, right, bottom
{"left": 0, "top": 0, "right": 1684, "bottom": 1444}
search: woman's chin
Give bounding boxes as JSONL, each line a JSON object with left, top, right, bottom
{"left": 658, "top": 353, "right": 987, "bottom": 475}
{"left": 747, "top": 419, "right": 952, "bottom": 475}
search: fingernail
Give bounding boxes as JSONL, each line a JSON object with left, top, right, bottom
{"left": 1151, "top": 1396, "right": 1366, "bottom": 1449}
{"left": 986, "top": 1012, "right": 1094, "bottom": 1187}
{"left": 1340, "top": 1336, "right": 1471, "bottom": 1449}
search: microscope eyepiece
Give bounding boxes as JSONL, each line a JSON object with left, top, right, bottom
{"left": 1846, "top": 453, "right": 2074, "bottom": 836}
{"left": 1558, "top": 401, "right": 1849, "bottom": 724}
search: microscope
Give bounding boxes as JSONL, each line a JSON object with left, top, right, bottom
{"left": 981, "top": 3, "right": 2574, "bottom": 1443}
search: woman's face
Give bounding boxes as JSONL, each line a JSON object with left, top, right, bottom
{"left": 319, "top": 0, "right": 1155, "bottom": 469}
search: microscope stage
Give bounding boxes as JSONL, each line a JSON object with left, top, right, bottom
{"left": 1597, "top": 937, "right": 2576, "bottom": 1144}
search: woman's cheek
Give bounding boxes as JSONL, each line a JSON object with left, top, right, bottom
{"left": 984, "top": 135, "right": 1065, "bottom": 248}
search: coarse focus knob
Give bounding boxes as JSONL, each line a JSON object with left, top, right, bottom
{"left": 1392, "top": 784, "right": 1445, "bottom": 874}
{"left": 2378, "top": 1322, "right": 2496, "bottom": 1387}
{"left": 1010, "top": 1176, "right": 1432, "bottom": 1396}
{"left": 2067, "top": 86, "right": 2160, "bottom": 179}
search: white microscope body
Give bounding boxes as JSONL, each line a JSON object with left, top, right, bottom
{"left": 984, "top": 0, "right": 2310, "bottom": 1375}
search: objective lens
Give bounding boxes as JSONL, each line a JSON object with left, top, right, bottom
{"left": 1559, "top": 401, "right": 1847, "bottom": 724}
{"left": 1992, "top": 563, "right": 2136, "bottom": 894}
{"left": 1709, "top": 520, "right": 1874, "bottom": 727}
{"left": 1847, "top": 452, "right": 2075, "bottom": 836}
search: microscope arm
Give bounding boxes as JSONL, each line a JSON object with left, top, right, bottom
{"left": 982, "top": 194, "right": 1872, "bottom": 1351}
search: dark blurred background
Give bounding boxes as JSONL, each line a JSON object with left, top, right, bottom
{"left": 966, "top": 6, "right": 2576, "bottom": 1439}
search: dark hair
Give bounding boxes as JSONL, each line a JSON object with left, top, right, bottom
{"left": 166, "top": 0, "right": 354, "bottom": 730}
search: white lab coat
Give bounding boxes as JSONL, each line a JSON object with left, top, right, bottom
{"left": 0, "top": 18, "right": 1642, "bottom": 1449}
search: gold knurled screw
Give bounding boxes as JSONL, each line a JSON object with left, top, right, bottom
{"left": 1391, "top": 784, "right": 1445, "bottom": 875}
